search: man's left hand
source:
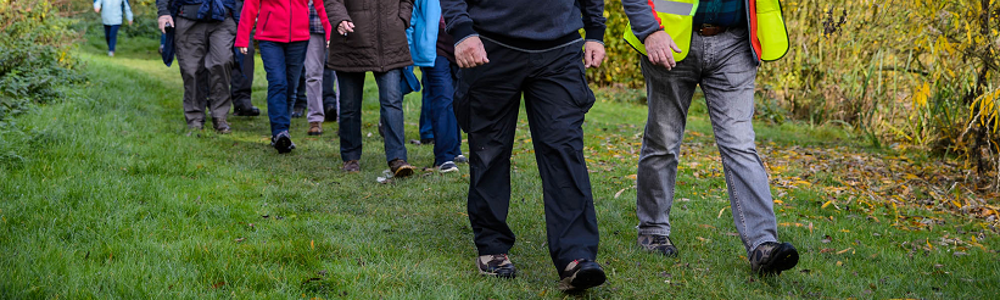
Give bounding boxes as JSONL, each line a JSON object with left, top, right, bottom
{"left": 583, "top": 41, "right": 605, "bottom": 68}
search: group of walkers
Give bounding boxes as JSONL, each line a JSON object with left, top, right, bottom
{"left": 146, "top": 0, "right": 800, "bottom": 293}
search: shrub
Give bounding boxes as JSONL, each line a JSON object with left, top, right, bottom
{"left": 0, "top": 0, "right": 82, "bottom": 125}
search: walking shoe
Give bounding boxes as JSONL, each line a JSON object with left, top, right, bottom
{"left": 291, "top": 107, "right": 305, "bottom": 118}
{"left": 188, "top": 122, "right": 204, "bottom": 131}
{"left": 388, "top": 159, "right": 415, "bottom": 178}
{"left": 749, "top": 242, "right": 799, "bottom": 276}
{"left": 324, "top": 106, "right": 338, "bottom": 122}
{"left": 342, "top": 160, "right": 360, "bottom": 173}
{"left": 271, "top": 131, "right": 294, "bottom": 154}
{"left": 377, "top": 121, "right": 385, "bottom": 138}
{"left": 477, "top": 254, "right": 516, "bottom": 278}
{"left": 420, "top": 138, "right": 435, "bottom": 145}
{"left": 454, "top": 155, "right": 468, "bottom": 164}
{"left": 308, "top": 122, "right": 323, "bottom": 136}
{"left": 637, "top": 234, "right": 678, "bottom": 257}
{"left": 108, "top": 51, "right": 114, "bottom": 57}
{"left": 438, "top": 161, "right": 458, "bottom": 173}
{"left": 212, "top": 119, "right": 231, "bottom": 134}
{"left": 558, "top": 259, "right": 606, "bottom": 293}
{"left": 233, "top": 106, "right": 260, "bottom": 116}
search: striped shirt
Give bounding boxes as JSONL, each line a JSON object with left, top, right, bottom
{"left": 693, "top": 0, "right": 745, "bottom": 27}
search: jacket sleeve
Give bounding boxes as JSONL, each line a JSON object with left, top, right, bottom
{"left": 234, "top": 0, "right": 260, "bottom": 48}
{"left": 399, "top": 0, "right": 414, "bottom": 28}
{"left": 314, "top": 0, "right": 332, "bottom": 41}
{"left": 622, "top": 0, "right": 664, "bottom": 43}
{"left": 578, "top": 0, "right": 606, "bottom": 43}
{"left": 156, "top": 0, "right": 171, "bottom": 17}
{"left": 94, "top": 0, "right": 102, "bottom": 11}
{"left": 325, "top": 0, "right": 351, "bottom": 29}
{"left": 124, "top": 0, "right": 134, "bottom": 23}
{"left": 441, "top": 0, "right": 476, "bottom": 45}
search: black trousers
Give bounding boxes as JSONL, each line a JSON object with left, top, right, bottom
{"left": 455, "top": 39, "right": 599, "bottom": 272}
{"left": 230, "top": 37, "right": 255, "bottom": 110}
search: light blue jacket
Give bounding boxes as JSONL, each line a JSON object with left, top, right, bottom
{"left": 94, "top": 0, "right": 134, "bottom": 26}
{"left": 406, "top": 0, "right": 440, "bottom": 67}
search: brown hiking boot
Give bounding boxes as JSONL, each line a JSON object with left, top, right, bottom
{"left": 341, "top": 160, "right": 360, "bottom": 173}
{"left": 308, "top": 122, "right": 323, "bottom": 136}
{"left": 388, "top": 159, "right": 415, "bottom": 178}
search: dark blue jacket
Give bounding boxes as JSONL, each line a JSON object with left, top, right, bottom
{"left": 157, "top": 0, "right": 238, "bottom": 22}
{"left": 441, "top": 0, "right": 606, "bottom": 50}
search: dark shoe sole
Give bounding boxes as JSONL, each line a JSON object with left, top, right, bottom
{"left": 478, "top": 268, "right": 516, "bottom": 279}
{"left": 559, "top": 266, "right": 606, "bottom": 292}
{"left": 274, "top": 135, "right": 293, "bottom": 154}
{"left": 393, "top": 166, "right": 415, "bottom": 178}
{"left": 759, "top": 243, "right": 799, "bottom": 276}
{"left": 307, "top": 131, "right": 323, "bottom": 136}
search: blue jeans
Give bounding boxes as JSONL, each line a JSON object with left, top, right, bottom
{"left": 419, "top": 100, "right": 434, "bottom": 140}
{"left": 635, "top": 28, "right": 778, "bottom": 255}
{"left": 104, "top": 25, "right": 120, "bottom": 52}
{"left": 258, "top": 41, "right": 308, "bottom": 136}
{"left": 338, "top": 69, "right": 407, "bottom": 163}
{"left": 421, "top": 56, "right": 463, "bottom": 165}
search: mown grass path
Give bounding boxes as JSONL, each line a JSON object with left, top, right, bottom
{"left": 1, "top": 47, "right": 998, "bottom": 299}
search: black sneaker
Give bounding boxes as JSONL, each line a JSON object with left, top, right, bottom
{"left": 453, "top": 155, "right": 468, "bottom": 164}
{"left": 558, "top": 259, "right": 606, "bottom": 292}
{"left": 637, "top": 234, "right": 678, "bottom": 257}
{"left": 420, "top": 138, "right": 435, "bottom": 145}
{"left": 324, "top": 106, "right": 338, "bottom": 122}
{"left": 233, "top": 106, "right": 260, "bottom": 117}
{"left": 750, "top": 242, "right": 799, "bottom": 276}
{"left": 271, "top": 131, "right": 295, "bottom": 154}
{"left": 438, "top": 161, "right": 458, "bottom": 173}
{"left": 477, "top": 254, "right": 516, "bottom": 278}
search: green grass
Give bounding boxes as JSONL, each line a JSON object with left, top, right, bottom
{"left": 1, "top": 36, "right": 998, "bottom": 299}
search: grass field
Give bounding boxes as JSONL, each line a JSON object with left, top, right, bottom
{"left": 1, "top": 34, "right": 998, "bottom": 299}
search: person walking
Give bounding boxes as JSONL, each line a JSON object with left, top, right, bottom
{"left": 231, "top": 35, "right": 262, "bottom": 117}
{"left": 157, "top": 0, "right": 239, "bottom": 133}
{"left": 235, "top": 0, "right": 331, "bottom": 153}
{"left": 414, "top": 16, "right": 464, "bottom": 173}
{"left": 286, "top": 2, "right": 332, "bottom": 136}
{"left": 442, "top": 0, "right": 608, "bottom": 292}
{"left": 622, "top": 0, "right": 800, "bottom": 276}
{"left": 95, "top": 0, "right": 133, "bottom": 56}
{"left": 325, "top": 0, "right": 417, "bottom": 177}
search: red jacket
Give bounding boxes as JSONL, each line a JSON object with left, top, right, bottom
{"left": 235, "top": 0, "right": 331, "bottom": 47}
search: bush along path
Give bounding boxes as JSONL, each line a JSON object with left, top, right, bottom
{"left": 1, "top": 49, "right": 999, "bottom": 299}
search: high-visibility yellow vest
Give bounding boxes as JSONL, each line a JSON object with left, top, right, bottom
{"left": 624, "top": 0, "right": 789, "bottom": 62}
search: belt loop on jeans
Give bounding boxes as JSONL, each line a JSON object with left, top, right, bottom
{"left": 697, "top": 23, "right": 728, "bottom": 36}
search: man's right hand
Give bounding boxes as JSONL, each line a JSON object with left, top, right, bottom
{"left": 455, "top": 36, "right": 489, "bottom": 68}
{"left": 644, "top": 31, "right": 683, "bottom": 70}
{"left": 158, "top": 15, "right": 174, "bottom": 34}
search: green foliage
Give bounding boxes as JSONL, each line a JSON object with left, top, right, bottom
{"left": 595, "top": 0, "right": 1000, "bottom": 188}
{"left": 0, "top": 0, "right": 82, "bottom": 125}
{"left": 587, "top": 0, "right": 646, "bottom": 89}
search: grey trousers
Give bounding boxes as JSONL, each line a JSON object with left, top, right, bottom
{"left": 175, "top": 17, "right": 236, "bottom": 127}
{"left": 635, "top": 27, "right": 778, "bottom": 255}
{"left": 303, "top": 33, "right": 326, "bottom": 123}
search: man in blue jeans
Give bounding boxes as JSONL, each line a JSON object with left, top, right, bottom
{"left": 623, "top": 0, "right": 799, "bottom": 276}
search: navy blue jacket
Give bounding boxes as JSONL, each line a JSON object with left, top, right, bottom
{"left": 441, "top": 0, "right": 606, "bottom": 50}
{"left": 157, "top": 0, "right": 237, "bottom": 22}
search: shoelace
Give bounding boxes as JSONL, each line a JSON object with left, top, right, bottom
{"left": 652, "top": 235, "right": 670, "bottom": 245}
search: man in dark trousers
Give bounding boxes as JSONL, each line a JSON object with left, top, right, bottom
{"left": 441, "top": 0, "right": 607, "bottom": 292}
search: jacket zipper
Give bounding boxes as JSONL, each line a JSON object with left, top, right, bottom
{"left": 262, "top": 11, "right": 272, "bottom": 32}
{"left": 288, "top": 0, "right": 293, "bottom": 42}
{"left": 376, "top": 1, "right": 383, "bottom": 70}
